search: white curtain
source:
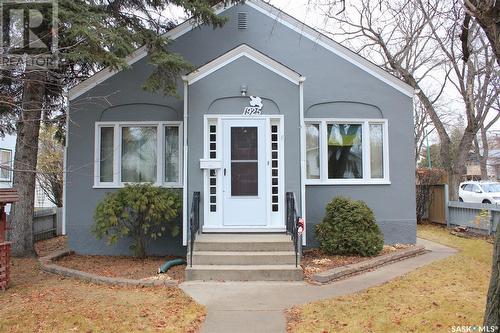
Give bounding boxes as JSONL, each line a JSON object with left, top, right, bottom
{"left": 370, "top": 124, "right": 384, "bottom": 178}
{"left": 99, "top": 127, "right": 114, "bottom": 182}
{"left": 164, "top": 126, "right": 179, "bottom": 183}
{"left": 121, "top": 127, "right": 157, "bottom": 182}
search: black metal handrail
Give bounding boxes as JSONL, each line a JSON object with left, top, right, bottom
{"left": 286, "top": 192, "right": 302, "bottom": 267}
{"left": 189, "top": 192, "right": 200, "bottom": 267}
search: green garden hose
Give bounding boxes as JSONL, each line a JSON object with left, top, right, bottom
{"left": 158, "top": 258, "right": 186, "bottom": 274}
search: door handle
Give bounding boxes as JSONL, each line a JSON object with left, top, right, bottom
{"left": 224, "top": 168, "right": 226, "bottom": 176}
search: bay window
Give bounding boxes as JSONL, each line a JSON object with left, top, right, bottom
{"left": 94, "top": 122, "right": 182, "bottom": 187}
{"left": 305, "top": 119, "right": 389, "bottom": 184}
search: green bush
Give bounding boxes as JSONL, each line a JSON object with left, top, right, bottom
{"left": 315, "top": 196, "right": 384, "bottom": 257}
{"left": 92, "top": 184, "right": 182, "bottom": 258}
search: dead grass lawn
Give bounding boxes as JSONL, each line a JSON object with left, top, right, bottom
{"left": 287, "top": 224, "right": 493, "bottom": 333}
{"left": 0, "top": 257, "right": 205, "bottom": 332}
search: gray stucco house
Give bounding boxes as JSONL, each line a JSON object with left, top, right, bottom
{"left": 66, "top": 0, "right": 416, "bottom": 279}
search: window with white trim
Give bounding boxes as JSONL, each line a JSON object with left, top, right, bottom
{"left": 95, "top": 122, "right": 182, "bottom": 187}
{"left": 305, "top": 119, "right": 389, "bottom": 184}
{"left": 0, "top": 149, "right": 12, "bottom": 182}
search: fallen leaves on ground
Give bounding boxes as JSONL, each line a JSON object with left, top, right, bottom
{"left": 56, "top": 254, "right": 186, "bottom": 282}
{"left": 287, "top": 224, "right": 492, "bottom": 333}
{"left": 301, "top": 244, "right": 413, "bottom": 282}
{"left": 34, "top": 236, "right": 67, "bottom": 257}
{"left": 0, "top": 258, "right": 205, "bottom": 333}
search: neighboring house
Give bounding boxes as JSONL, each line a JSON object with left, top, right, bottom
{"left": 0, "top": 135, "right": 15, "bottom": 215}
{"left": 489, "top": 149, "right": 500, "bottom": 180}
{"left": 66, "top": 0, "right": 416, "bottom": 263}
{"left": 0, "top": 134, "right": 56, "bottom": 212}
{"left": 465, "top": 151, "right": 482, "bottom": 181}
{"left": 0, "top": 135, "right": 15, "bottom": 190}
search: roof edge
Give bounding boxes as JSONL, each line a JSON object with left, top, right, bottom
{"left": 246, "top": 0, "right": 414, "bottom": 97}
{"left": 182, "top": 44, "right": 304, "bottom": 85}
{"left": 69, "top": 0, "right": 414, "bottom": 101}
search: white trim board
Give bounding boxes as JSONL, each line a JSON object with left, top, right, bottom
{"left": 202, "top": 228, "right": 287, "bottom": 233}
{"left": 68, "top": 0, "right": 413, "bottom": 101}
{"left": 182, "top": 44, "right": 304, "bottom": 85}
{"left": 182, "top": 82, "right": 189, "bottom": 246}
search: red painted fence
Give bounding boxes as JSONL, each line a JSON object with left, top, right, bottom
{"left": 0, "top": 188, "right": 19, "bottom": 291}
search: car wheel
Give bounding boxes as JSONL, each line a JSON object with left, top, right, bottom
{"left": 482, "top": 199, "right": 491, "bottom": 204}
{"left": 459, "top": 197, "right": 463, "bottom": 202}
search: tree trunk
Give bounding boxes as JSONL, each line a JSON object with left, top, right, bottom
{"left": 473, "top": 135, "right": 488, "bottom": 180}
{"left": 484, "top": 228, "right": 500, "bottom": 328}
{"left": 448, "top": 172, "right": 462, "bottom": 201}
{"left": 9, "top": 69, "right": 46, "bottom": 256}
{"left": 479, "top": 154, "right": 488, "bottom": 181}
{"left": 465, "top": 1, "right": 500, "bottom": 68}
{"left": 480, "top": 126, "right": 489, "bottom": 180}
{"left": 448, "top": 122, "right": 477, "bottom": 200}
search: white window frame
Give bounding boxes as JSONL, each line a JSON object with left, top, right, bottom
{"left": 94, "top": 121, "right": 183, "bottom": 188}
{"left": 304, "top": 118, "right": 390, "bottom": 185}
{"left": 0, "top": 148, "right": 13, "bottom": 182}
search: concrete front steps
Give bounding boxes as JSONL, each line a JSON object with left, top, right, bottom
{"left": 185, "top": 234, "right": 303, "bottom": 281}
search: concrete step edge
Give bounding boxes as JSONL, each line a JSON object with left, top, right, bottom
{"left": 186, "top": 265, "right": 302, "bottom": 270}
{"left": 192, "top": 251, "right": 296, "bottom": 256}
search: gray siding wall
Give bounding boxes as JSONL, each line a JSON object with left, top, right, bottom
{"left": 67, "top": 3, "right": 415, "bottom": 256}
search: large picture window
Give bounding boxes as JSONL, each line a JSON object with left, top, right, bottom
{"left": 305, "top": 119, "right": 389, "bottom": 184}
{"left": 94, "top": 122, "right": 182, "bottom": 187}
{"left": 327, "top": 123, "right": 363, "bottom": 179}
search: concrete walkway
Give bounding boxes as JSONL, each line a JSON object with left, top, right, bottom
{"left": 180, "top": 238, "right": 457, "bottom": 333}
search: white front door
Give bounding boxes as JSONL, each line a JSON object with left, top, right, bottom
{"left": 222, "top": 119, "right": 267, "bottom": 226}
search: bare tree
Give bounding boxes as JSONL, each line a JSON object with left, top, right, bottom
{"left": 464, "top": 0, "right": 500, "bottom": 67}
{"left": 316, "top": 0, "right": 499, "bottom": 199}
{"left": 474, "top": 107, "right": 500, "bottom": 180}
{"left": 466, "top": 1, "right": 500, "bottom": 329}
{"left": 420, "top": 1, "right": 500, "bottom": 191}
{"left": 414, "top": 100, "right": 434, "bottom": 163}
{"left": 36, "top": 124, "right": 64, "bottom": 207}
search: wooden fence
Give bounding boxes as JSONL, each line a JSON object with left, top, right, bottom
{"left": 428, "top": 185, "right": 448, "bottom": 225}
{"left": 33, "top": 208, "right": 62, "bottom": 242}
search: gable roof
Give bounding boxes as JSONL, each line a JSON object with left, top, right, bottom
{"left": 69, "top": 0, "right": 414, "bottom": 101}
{"left": 182, "top": 44, "right": 305, "bottom": 85}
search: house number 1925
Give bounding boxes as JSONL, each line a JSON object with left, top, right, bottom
{"left": 242, "top": 96, "right": 263, "bottom": 115}
{"left": 242, "top": 107, "right": 262, "bottom": 115}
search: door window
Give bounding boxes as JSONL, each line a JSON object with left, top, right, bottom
{"left": 231, "top": 127, "right": 258, "bottom": 196}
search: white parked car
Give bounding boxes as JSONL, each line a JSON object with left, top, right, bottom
{"left": 459, "top": 181, "right": 500, "bottom": 204}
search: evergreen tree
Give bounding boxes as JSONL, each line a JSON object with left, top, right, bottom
{"left": 2, "top": 0, "right": 237, "bottom": 256}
